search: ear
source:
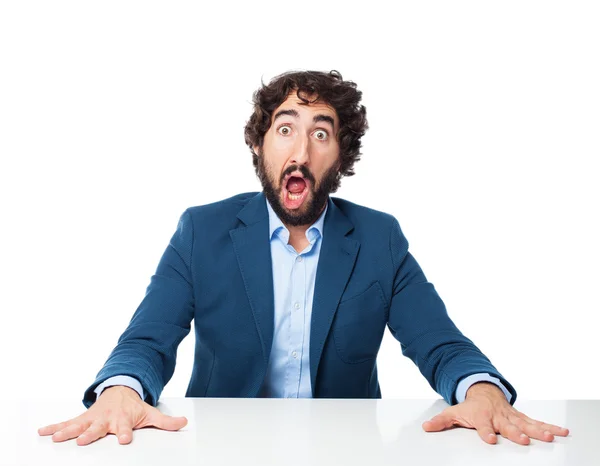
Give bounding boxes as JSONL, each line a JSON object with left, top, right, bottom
{"left": 253, "top": 144, "right": 260, "bottom": 156}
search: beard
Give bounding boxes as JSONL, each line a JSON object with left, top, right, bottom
{"left": 256, "top": 149, "right": 340, "bottom": 227}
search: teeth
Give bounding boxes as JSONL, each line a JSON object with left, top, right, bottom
{"left": 288, "top": 192, "right": 302, "bottom": 200}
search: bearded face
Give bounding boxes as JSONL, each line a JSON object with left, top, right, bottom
{"left": 253, "top": 92, "right": 342, "bottom": 227}
{"left": 257, "top": 149, "right": 340, "bottom": 227}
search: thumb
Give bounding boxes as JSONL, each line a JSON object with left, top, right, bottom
{"left": 147, "top": 410, "right": 188, "bottom": 431}
{"left": 422, "top": 414, "right": 456, "bottom": 432}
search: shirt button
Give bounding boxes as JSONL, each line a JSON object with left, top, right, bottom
{"left": 294, "top": 302, "right": 300, "bottom": 310}
{"left": 296, "top": 256, "right": 303, "bottom": 262}
{"left": 292, "top": 351, "right": 298, "bottom": 359}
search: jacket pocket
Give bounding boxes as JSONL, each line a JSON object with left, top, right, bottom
{"left": 333, "top": 281, "right": 387, "bottom": 364}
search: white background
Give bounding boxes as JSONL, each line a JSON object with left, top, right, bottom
{"left": 1, "top": 1, "right": 598, "bottom": 404}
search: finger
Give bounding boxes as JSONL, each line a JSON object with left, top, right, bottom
{"left": 515, "top": 413, "right": 570, "bottom": 437}
{"left": 497, "top": 419, "right": 530, "bottom": 445}
{"left": 76, "top": 420, "right": 110, "bottom": 446}
{"left": 513, "top": 418, "right": 556, "bottom": 443}
{"left": 52, "top": 421, "right": 92, "bottom": 443}
{"left": 422, "top": 414, "right": 457, "bottom": 432}
{"left": 147, "top": 410, "right": 188, "bottom": 432}
{"left": 38, "top": 421, "right": 70, "bottom": 436}
{"left": 536, "top": 422, "right": 570, "bottom": 437}
{"left": 472, "top": 413, "right": 498, "bottom": 445}
{"left": 116, "top": 420, "right": 134, "bottom": 445}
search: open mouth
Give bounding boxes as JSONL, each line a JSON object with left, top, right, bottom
{"left": 282, "top": 173, "right": 310, "bottom": 210}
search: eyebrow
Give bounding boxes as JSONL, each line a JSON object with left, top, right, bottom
{"left": 273, "top": 109, "right": 336, "bottom": 130}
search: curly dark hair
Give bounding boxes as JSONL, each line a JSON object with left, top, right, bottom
{"left": 244, "top": 70, "right": 368, "bottom": 186}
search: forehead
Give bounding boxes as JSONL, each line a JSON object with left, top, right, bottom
{"left": 272, "top": 92, "right": 338, "bottom": 122}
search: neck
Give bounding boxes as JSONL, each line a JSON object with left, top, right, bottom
{"left": 283, "top": 201, "right": 327, "bottom": 241}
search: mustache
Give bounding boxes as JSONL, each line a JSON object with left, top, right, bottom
{"left": 280, "top": 165, "right": 316, "bottom": 186}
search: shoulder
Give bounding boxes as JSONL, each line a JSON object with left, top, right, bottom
{"left": 331, "top": 196, "right": 398, "bottom": 229}
{"left": 332, "top": 197, "right": 409, "bottom": 265}
{"left": 331, "top": 196, "right": 408, "bottom": 250}
{"left": 184, "top": 192, "right": 259, "bottom": 218}
{"left": 171, "top": 192, "right": 261, "bottom": 234}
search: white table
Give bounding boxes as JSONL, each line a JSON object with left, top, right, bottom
{"left": 7, "top": 398, "right": 596, "bottom": 466}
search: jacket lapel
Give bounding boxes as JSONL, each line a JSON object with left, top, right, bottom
{"left": 310, "top": 198, "right": 360, "bottom": 394}
{"left": 229, "top": 192, "right": 274, "bottom": 364}
{"left": 229, "top": 193, "right": 360, "bottom": 395}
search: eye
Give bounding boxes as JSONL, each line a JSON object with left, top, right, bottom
{"left": 277, "top": 125, "right": 292, "bottom": 136}
{"left": 314, "top": 129, "right": 329, "bottom": 141}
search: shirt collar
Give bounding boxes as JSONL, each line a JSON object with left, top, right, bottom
{"left": 266, "top": 197, "right": 328, "bottom": 243}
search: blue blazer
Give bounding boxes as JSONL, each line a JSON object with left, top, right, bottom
{"left": 83, "top": 192, "right": 516, "bottom": 408}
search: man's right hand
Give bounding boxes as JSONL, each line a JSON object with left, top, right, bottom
{"left": 37, "top": 385, "right": 188, "bottom": 446}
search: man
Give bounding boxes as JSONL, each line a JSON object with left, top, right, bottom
{"left": 38, "top": 70, "right": 569, "bottom": 447}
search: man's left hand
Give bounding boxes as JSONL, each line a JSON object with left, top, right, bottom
{"left": 421, "top": 382, "right": 570, "bottom": 445}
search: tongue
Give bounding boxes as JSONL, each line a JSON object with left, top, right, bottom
{"left": 287, "top": 177, "right": 306, "bottom": 193}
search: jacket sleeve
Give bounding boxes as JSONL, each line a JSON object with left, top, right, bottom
{"left": 386, "top": 217, "right": 517, "bottom": 406}
{"left": 82, "top": 209, "right": 196, "bottom": 408}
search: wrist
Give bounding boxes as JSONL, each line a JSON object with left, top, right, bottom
{"left": 100, "top": 385, "right": 139, "bottom": 398}
{"left": 465, "top": 382, "right": 505, "bottom": 401}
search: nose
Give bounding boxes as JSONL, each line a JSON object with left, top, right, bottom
{"left": 290, "top": 134, "right": 310, "bottom": 166}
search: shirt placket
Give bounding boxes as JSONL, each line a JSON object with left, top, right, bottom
{"left": 286, "top": 252, "right": 306, "bottom": 398}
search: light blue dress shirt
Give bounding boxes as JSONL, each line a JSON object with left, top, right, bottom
{"left": 257, "top": 197, "right": 327, "bottom": 397}
{"left": 95, "top": 198, "right": 511, "bottom": 404}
